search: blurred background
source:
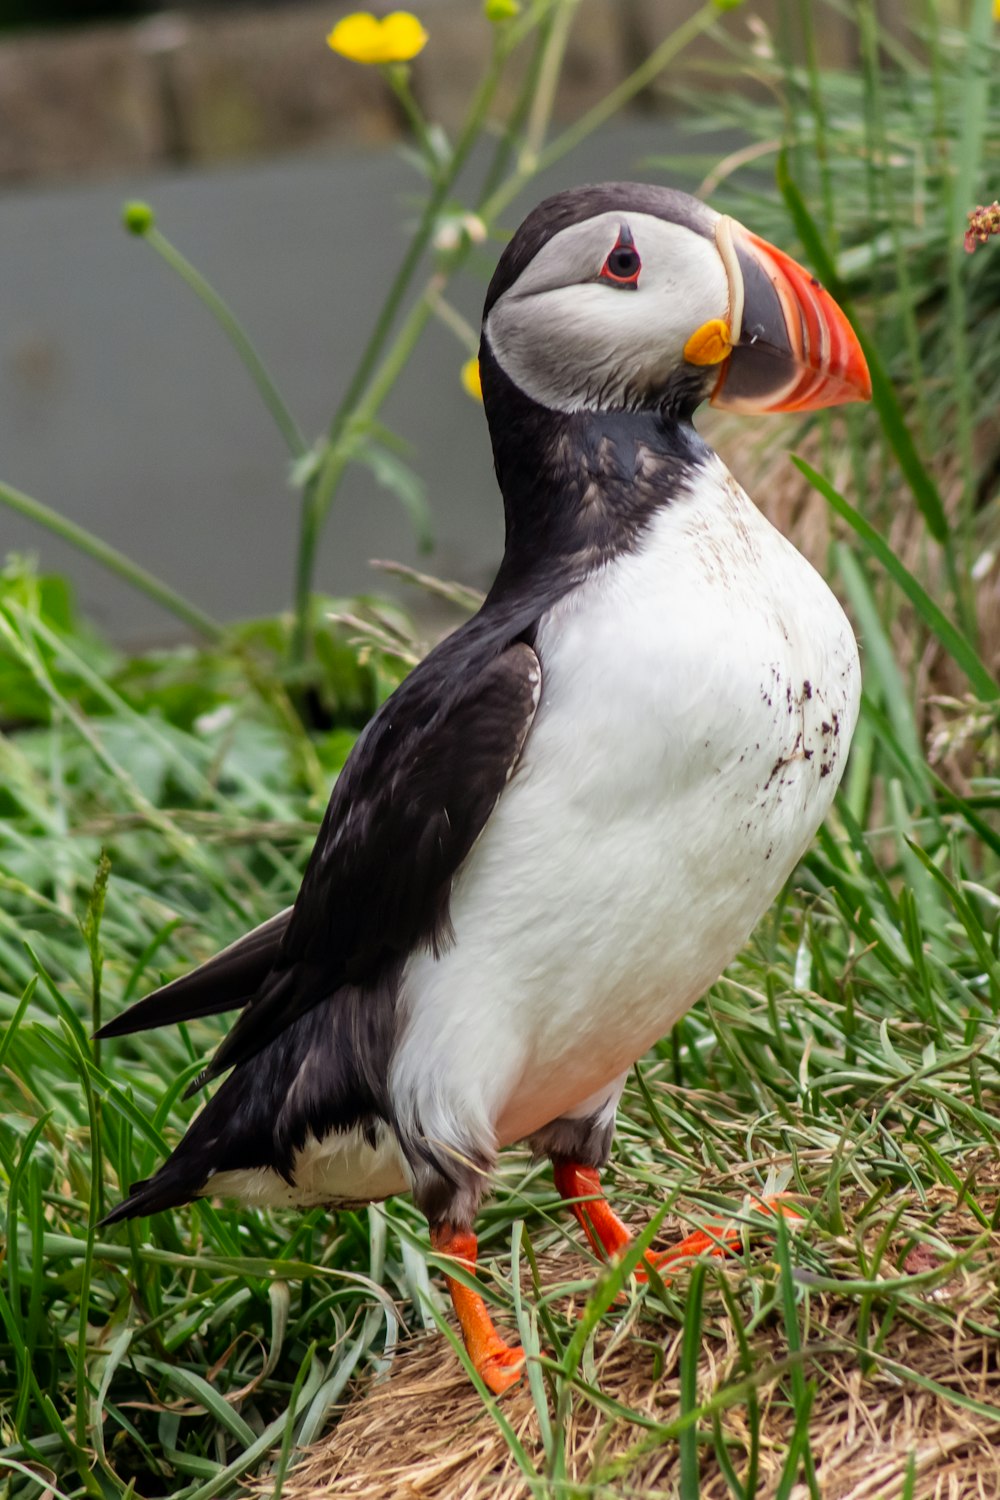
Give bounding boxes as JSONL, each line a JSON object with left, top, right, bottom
{"left": 1, "top": 0, "right": 887, "bottom": 646}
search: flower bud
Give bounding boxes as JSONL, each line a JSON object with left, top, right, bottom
{"left": 484, "top": 0, "right": 520, "bottom": 20}
{"left": 122, "top": 200, "right": 155, "bottom": 236}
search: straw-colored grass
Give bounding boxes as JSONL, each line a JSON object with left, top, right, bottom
{"left": 273, "top": 1160, "right": 1000, "bottom": 1500}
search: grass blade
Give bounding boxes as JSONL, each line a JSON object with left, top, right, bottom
{"left": 776, "top": 152, "right": 951, "bottom": 547}
{"left": 679, "top": 1261, "right": 707, "bottom": 1500}
{"left": 794, "top": 457, "right": 996, "bottom": 700}
{"left": 0, "top": 479, "right": 224, "bottom": 641}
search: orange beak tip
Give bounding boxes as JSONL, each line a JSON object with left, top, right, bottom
{"left": 714, "top": 224, "right": 872, "bottom": 414}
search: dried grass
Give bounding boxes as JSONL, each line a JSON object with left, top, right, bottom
{"left": 265, "top": 1181, "right": 1000, "bottom": 1500}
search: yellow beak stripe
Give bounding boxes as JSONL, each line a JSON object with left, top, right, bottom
{"left": 683, "top": 319, "right": 732, "bottom": 366}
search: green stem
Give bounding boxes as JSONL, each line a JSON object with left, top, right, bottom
{"left": 144, "top": 226, "right": 308, "bottom": 459}
{"left": 517, "top": 0, "right": 580, "bottom": 174}
{"left": 944, "top": 0, "right": 993, "bottom": 607}
{"left": 476, "top": 7, "right": 558, "bottom": 205}
{"left": 290, "top": 1, "right": 721, "bottom": 666}
{"left": 312, "top": 285, "right": 442, "bottom": 540}
{"left": 385, "top": 65, "right": 445, "bottom": 182}
{"left": 857, "top": 1, "right": 930, "bottom": 450}
{"left": 925, "top": 0, "right": 979, "bottom": 640}
{"left": 427, "top": 286, "right": 480, "bottom": 353}
{"left": 485, "top": 0, "right": 719, "bottom": 218}
{"left": 799, "top": 0, "right": 834, "bottom": 245}
{"left": 289, "top": 32, "right": 516, "bottom": 665}
{"left": 323, "top": 34, "right": 514, "bottom": 450}
{"left": 0, "top": 478, "right": 224, "bottom": 640}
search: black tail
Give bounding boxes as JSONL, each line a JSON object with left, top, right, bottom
{"left": 95, "top": 908, "right": 292, "bottom": 1039}
{"left": 100, "top": 998, "right": 380, "bottom": 1225}
{"left": 99, "top": 1045, "right": 268, "bottom": 1225}
{"left": 101, "top": 1165, "right": 201, "bottom": 1224}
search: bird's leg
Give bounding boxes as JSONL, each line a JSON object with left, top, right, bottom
{"left": 430, "top": 1224, "right": 525, "bottom": 1395}
{"left": 553, "top": 1161, "right": 633, "bottom": 1259}
{"left": 553, "top": 1160, "right": 802, "bottom": 1283}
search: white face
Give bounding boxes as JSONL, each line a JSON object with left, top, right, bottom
{"left": 484, "top": 210, "right": 730, "bottom": 414}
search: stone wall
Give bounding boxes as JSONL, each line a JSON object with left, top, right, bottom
{"left": 0, "top": 0, "right": 865, "bottom": 184}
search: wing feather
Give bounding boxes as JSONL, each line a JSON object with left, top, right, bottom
{"left": 196, "top": 641, "right": 541, "bottom": 1086}
{"left": 98, "top": 636, "right": 542, "bottom": 1092}
{"left": 95, "top": 908, "right": 293, "bottom": 1037}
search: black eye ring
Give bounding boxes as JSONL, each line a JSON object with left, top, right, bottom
{"left": 599, "top": 231, "right": 641, "bottom": 288}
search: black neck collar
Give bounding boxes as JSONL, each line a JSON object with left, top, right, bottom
{"left": 480, "top": 340, "right": 709, "bottom": 600}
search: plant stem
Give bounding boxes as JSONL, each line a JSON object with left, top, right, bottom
{"left": 307, "top": 284, "right": 443, "bottom": 548}
{"left": 427, "top": 286, "right": 480, "bottom": 353}
{"left": 289, "top": 31, "right": 517, "bottom": 665}
{"left": 486, "top": 0, "right": 719, "bottom": 218}
{"left": 144, "top": 227, "right": 308, "bottom": 460}
{"left": 290, "top": 0, "right": 722, "bottom": 666}
{"left": 942, "top": 0, "right": 993, "bottom": 611}
{"left": 385, "top": 66, "right": 444, "bottom": 183}
{"left": 476, "top": 7, "right": 559, "bottom": 206}
{"left": 324, "top": 35, "right": 515, "bottom": 452}
{"left": 799, "top": 0, "right": 834, "bottom": 245}
{"left": 517, "top": 0, "right": 580, "bottom": 174}
{"left": 0, "top": 479, "right": 225, "bottom": 641}
{"left": 856, "top": 0, "right": 930, "bottom": 451}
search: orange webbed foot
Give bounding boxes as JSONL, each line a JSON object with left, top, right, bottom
{"left": 639, "top": 1191, "right": 805, "bottom": 1283}
{"left": 554, "top": 1161, "right": 805, "bottom": 1286}
{"left": 431, "top": 1224, "right": 526, "bottom": 1396}
{"left": 477, "top": 1341, "right": 527, "bottom": 1395}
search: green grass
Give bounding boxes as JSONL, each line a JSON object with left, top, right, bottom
{"left": 655, "top": 0, "right": 1000, "bottom": 597}
{"left": 2, "top": 477, "right": 998, "bottom": 1496}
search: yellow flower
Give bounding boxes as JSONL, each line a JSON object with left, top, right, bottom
{"left": 461, "top": 357, "right": 483, "bottom": 402}
{"left": 327, "top": 11, "right": 428, "bottom": 64}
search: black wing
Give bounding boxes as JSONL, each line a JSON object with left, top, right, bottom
{"left": 95, "top": 908, "right": 292, "bottom": 1037}
{"left": 103, "top": 635, "right": 542, "bottom": 1086}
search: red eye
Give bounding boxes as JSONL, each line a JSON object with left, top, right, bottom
{"left": 600, "top": 235, "right": 641, "bottom": 288}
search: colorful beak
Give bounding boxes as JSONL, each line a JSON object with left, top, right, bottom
{"left": 709, "top": 218, "right": 871, "bottom": 413}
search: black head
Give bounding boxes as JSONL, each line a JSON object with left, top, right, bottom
{"left": 480, "top": 181, "right": 871, "bottom": 427}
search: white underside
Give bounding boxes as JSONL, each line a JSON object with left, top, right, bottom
{"left": 209, "top": 455, "right": 860, "bottom": 1209}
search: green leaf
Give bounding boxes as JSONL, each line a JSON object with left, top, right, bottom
{"left": 354, "top": 439, "right": 435, "bottom": 553}
{"left": 776, "top": 151, "right": 950, "bottom": 546}
{"left": 678, "top": 1262, "right": 707, "bottom": 1500}
{"left": 795, "top": 457, "right": 997, "bottom": 701}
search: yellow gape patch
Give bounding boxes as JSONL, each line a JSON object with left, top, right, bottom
{"left": 683, "top": 319, "right": 732, "bottom": 366}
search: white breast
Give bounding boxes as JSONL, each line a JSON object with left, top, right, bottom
{"left": 391, "top": 454, "right": 860, "bottom": 1165}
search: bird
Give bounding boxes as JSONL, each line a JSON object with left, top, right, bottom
{"left": 97, "top": 182, "right": 871, "bottom": 1394}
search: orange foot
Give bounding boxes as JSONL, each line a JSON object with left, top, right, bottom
{"left": 430, "top": 1225, "right": 526, "bottom": 1395}
{"left": 553, "top": 1160, "right": 803, "bottom": 1285}
{"left": 479, "top": 1341, "right": 527, "bottom": 1395}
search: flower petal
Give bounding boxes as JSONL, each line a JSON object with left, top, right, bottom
{"left": 380, "top": 11, "right": 429, "bottom": 60}
{"left": 461, "top": 357, "right": 483, "bottom": 402}
{"left": 327, "top": 11, "right": 428, "bottom": 64}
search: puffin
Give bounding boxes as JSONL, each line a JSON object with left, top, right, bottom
{"left": 98, "top": 183, "right": 871, "bottom": 1394}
